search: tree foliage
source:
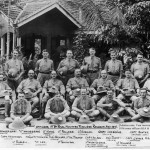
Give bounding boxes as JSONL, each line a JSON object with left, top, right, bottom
{"left": 67, "top": 0, "right": 150, "bottom": 57}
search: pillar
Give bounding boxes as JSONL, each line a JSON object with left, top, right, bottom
{"left": 13, "top": 32, "right": 16, "bottom": 50}
{"left": 17, "top": 37, "right": 21, "bottom": 47}
{"left": 47, "top": 34, "right": 51, "bottom": 58}
{"left": 1, "top": 36, "right": 5, "bottom": 56}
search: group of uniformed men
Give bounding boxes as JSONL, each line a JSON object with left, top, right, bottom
{"left": 0, "top": 47, "right": 150, "bottom": 127}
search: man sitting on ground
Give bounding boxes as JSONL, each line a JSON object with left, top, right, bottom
{"left": 97, "top": 89, "right": 119, "bottom": 121}
{"left": 5, "top": 92, "right": 33, "bottom": 127}
{"left": 44, "top": 94, "right": 70, "bottom": 123}
{"left": 125, "top": 88, "right": 150, "bottom": 123}
{"left": 71, "top": 88, "right": 99, "bottom": 121}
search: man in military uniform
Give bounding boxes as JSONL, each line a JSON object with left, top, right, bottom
{"left": 124, "top": 88, "right": 150, "bottom": 123}
{"left": 105, "top": 50, "right": 123, "bottom": 85}
{"left": 131, "top": 53, "right": 149, "bottom": 87}
{"left": 71, "top": 88, "right": 99, "bottom": 121}
{"left": 115, "top": 70, "right": 140, "bottom": 116}
{"left": 38, "top": 70, "right": 65, "bottom": 120}
{"left": 97, "top": 89, "right": 119, "bottom": 121}
{"left": 17, "top": 70, "right": 42, "bottom": 113}
{"left": 5, "top": 92, "right": 33, "bottom": 127}
{"left": 82, "top": 47, "right": 102, "bottom": 85}
{"left": 5, "top": 50, "right": 24, "bottom": 92}
{"left": 44, "top": 94, "right": 70, "bottom": 123}
{"left": 57, "top": 50, "right": 80, "bottom": 85}
{"left": 90, "top": 70, "right": 114, "bottom": 103}
{"left": 66, "top": 69, "right": 89, "bottom": 107}
{"left": 35, "top": 49, "right": 54, "bottom": 86}
{"left": 0, "top": 74, "right": 12, "bottom": 117}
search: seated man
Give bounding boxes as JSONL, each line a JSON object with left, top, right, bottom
{"left": 115, "top": 70, "right": 140, "bottom": 116}
{"left": 5, "top": 92, "right": 33, "bottom": 127}
{"left": 38, "top": 71, "right": 65, "bottom": 119}
{"left": 97, "top": 89, "right": 119, "bottom": 121}
{"left": 44, "top": 94, "right": 70, "bottom": 123}
{"left": 143, "top": 79, "right": 150, "bottom": 99}
{"left": 125, "top": 88, "right": 150, "bottom": 123}
{"left": 66, "top": 69, "right": 89, "bottom": 107}
{"left": 17, "top": 70, "right": 42, "bottom": 113}
{"left": 0, "top": 74, "right": 12, "bottom": 117}
{"left": 90, "top": 70, "right": 114, "bottom": 103}
{"left": 71, "top": 88, "right": 99, "bottom": 121}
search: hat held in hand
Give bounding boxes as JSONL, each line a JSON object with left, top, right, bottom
{"left": 9, "top": 117, "right": 26, "bottom": 130}
{"left": 57, "top": 66, "right": 68, "bottom": 76}
{"left": 24, "top": 89, "right": 33, "bottom": 99}
{"left": 80, "top": 65, "right": 88, "bottom": 74}
{"left": 48, "top": 86, "right": 58, "bottom": 94}
{"left": 123, "top": 88, "right": 136, "bottom": 96}
{"left": 97, "top": 86, "right": 107, "bottom": 94}
{"left": 8, "top": 68, "right": 18, "bottom": 78}
{"left": 138, "top": 107, "right": 150, "bottom": 117}
{"left": 73, "top": 88, "right": 81, "bottom": 97}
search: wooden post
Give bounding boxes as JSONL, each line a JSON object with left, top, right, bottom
{"left": 47, "top": 34, "right": 51, "bottom": 57}
{"left": 13, "top": 32, "right": 15, "bottom": 50}
{"left": 6, "top": 0, "right": 11, "bottom": 59}
{"left": 1, "top": 36, "right": 5, "bottom": 56}
{"left": 17, "top": 37, "right": 21, "bottom": 46}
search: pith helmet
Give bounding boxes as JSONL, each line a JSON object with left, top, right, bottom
{"left": 80, "top": 65, "right": 88, "bottom": 74}
{"left": 50, "top": 115, "right": 66, "bottom": 124}
{"left": 57, "top": 66, "right": 68, "bottom": 76}
{"left": 108, "top": 114, "right": 124, "bottom": 123}
{"left": 8, "top": 68, "right": 18, "bottom": 78}
{"left": 97, "top": 86, "right": 107, "bottom": 94}
{"left": 9, "top": 117, "right": 26, "bottom": 130}
{"left": 138, "top": 107, "right": 150, "bottom": 117}
{"left": 78, "top": 115, "right": 91, "bottom": 124}
{"left": 24, "top": 89, "right": 33, "bottom": 99}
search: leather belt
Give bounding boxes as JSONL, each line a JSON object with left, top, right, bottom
{"left": 88, "top": 70, "right": 97, "bottom": 73}
{"left": 39, "top": 71, "right": 51, "bottom": 74}
{"left": 108, "top": 72, "right": 120, "bottom": 76}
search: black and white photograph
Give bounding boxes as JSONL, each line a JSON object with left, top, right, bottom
{"left": 0, "top": 0, "right": 150, "bottom": 148}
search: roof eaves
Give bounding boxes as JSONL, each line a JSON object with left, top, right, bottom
{"left": 17, "top": 1, "right": 56, "bottom": 23}
{"left": 15, "top": 3, "right": 29, "bottom": 24}
{"left": 0, "top": 9, "right": 14, "bottom": 26}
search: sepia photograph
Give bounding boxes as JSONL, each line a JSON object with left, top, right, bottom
{"left": 0, "top": 0, "right": 150, "bottom": 148}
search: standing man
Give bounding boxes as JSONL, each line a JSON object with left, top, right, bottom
{"left": 90, "top": 70, "right": 114, "bottom": 103}
{"left": 38, "top": 70, "right": 65, "bottom": 120}
{"left": 5, "top": 92, "right": 33, "bottom": 127}
{"left": 131, "top": 53, "right": 149, "bottom": 87}
{"left": 35, "top": 49, "right": 54, "bottom": 86}
{"left": 66, "top": 69, "right": 89, "bottom": 107}
{"left": 105, "top": 50, "right": 123, "bottom": 85}
{"left": 57, "top": 50, "right": 80, "bottom": 85}
{"left": 82, "top": 47, "right": 102, "bottom": 85}
{"left": 17, "top": 70, "right": 42, "bottom": 113}
{"left": 5, "top": 50, "right": 24, "bottom": 91}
